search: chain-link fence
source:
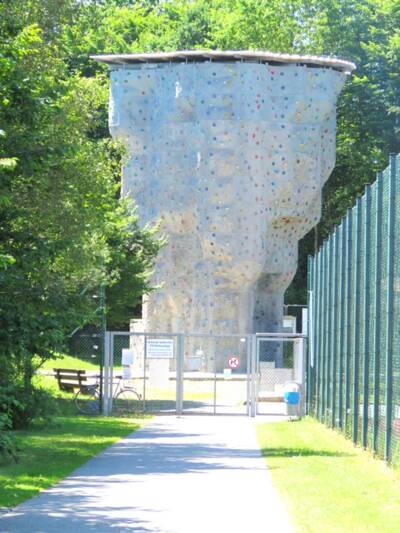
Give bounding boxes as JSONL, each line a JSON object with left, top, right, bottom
{"left": 104, "top": 331, "right": 305, "bottom": 416}
{"left": 307, "top": 154, "right": 400, "bottom": 466}
{"left": 66, "top": 331, "right": 129, "bottom": 367}
{"left": 106, "top": 332, "right": 252, "bottom": 415}
{"left": 66, "top": 332, "right": 104, "bottom": 366}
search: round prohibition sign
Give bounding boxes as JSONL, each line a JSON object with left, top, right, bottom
{"left": 228, "top": 356, "right": 240, "bottom": 369}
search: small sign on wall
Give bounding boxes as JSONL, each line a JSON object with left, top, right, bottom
{"left": 122, "top": 349, "right": 135, "bottom": 365}
{"left": 146, "top": 338, "right": 174, "bottom": 359}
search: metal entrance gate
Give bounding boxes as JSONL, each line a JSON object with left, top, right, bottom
{"left": 251, "top": 333, "right": 307, "bottom": 417}
{"left": 182, "top": 334, "right": 251, "bottom": 415}
{"left": 102, "top": 331, "right": 306, "bottom": 416}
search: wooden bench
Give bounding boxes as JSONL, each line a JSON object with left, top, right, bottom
{"left": 53, "top": 368, "right": 90, "bottom": 393}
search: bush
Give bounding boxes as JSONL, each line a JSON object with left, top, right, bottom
{"left": 0, "top": 383, "right": 60, "bottom": 462}
{"left": 0, "top": 387, "right": 20, "bottom": 461}
{"left": 0, "top": 383, "right": 59, "bottom": 431}
{"left": 10, "top": 386, "right": 59, "bottom": 430}
{"left": 0, "top": 413, "right": 17, "bottom": 462}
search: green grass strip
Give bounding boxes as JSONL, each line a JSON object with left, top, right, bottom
{"left": 38, "top": 353, "right": 101, "bottom": 371}
{"left": 257, "top": 417, "right": 400, "bottom": 533}
{"left": 0, "top": 415, "right": 147, "bottom": 508}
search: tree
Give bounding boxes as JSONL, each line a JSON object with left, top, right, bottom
{"left": 0, "top": 1, "right": 162, "bottom": 426}
{"left": 287, "top": 0, "right": 400, "bottom": 302}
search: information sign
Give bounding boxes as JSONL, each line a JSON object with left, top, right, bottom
{"left": 146, "top": 338, "right": 174, "bottom": 359}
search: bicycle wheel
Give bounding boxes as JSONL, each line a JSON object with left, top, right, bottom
{"left": 75, "top": 386, "right": 100, "bottom": 415}
{"left": 112, "top": 388, "right": 142, "bottom": 416}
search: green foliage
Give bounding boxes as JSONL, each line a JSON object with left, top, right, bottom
{"left": 8, "top": 386, "right": 59, "bottom": 430}
{"left": 0, "top": 414, "right": 17, "bottom": 463}
{"left": 312, "top": 0, "right": 400, "bottom": 229}
{"left": 287, "top": 0, "right": 400, "bottom": 301}
{"left": 0, "top": 0, "right": 162, "bottom": 431}
{"left": 0, "top": 388, "right": 21, "bottom": 462}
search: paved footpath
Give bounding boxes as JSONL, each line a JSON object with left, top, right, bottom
{"left": 0, "top": 416, "right": 293, "bottom": 533}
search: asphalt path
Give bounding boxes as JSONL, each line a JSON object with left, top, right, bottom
{"left": 0, "top": 416, "right": 292, "bottom": 533}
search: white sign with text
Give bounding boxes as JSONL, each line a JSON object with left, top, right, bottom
{"left": 146, "top": 338, "right": 174, "bottom": 359}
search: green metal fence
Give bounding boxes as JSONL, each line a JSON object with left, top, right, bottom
{"left": 307, "top": 154, "right": 400, "bottom": 465}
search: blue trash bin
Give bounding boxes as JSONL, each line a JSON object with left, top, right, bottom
{"left": 283, "top": 382, "right": 301, "bottom": 417}
{"left": 284, "top": 391, "right": 300, "bottom": 405}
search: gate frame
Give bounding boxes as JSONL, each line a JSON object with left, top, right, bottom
{"left": 103, "top": 331, "right": 182, "bottom": 416}
{"left": 102, "top": 330, "right": 307, "bottom": 417}
{"left": 250, "top": 333, "right": 308, "bottom": 417}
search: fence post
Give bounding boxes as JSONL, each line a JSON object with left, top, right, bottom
{"left": 316, "top": 249, "right": 323, "bottom": 419}
{"left": 246, "top": 334, "right": 251, "bottom": 416}
{"left": 99, "top": 285, "right": 106, "bottom": 415}
{"left": 345, "top": 208, "right": 353, "bottom": 434}
{"left": 339, "top": 217, "right": 347, "bottom": 430}
{"left": 332, "top": 227, "right": 339, "bottom": 428}
{"left": 315, "top": 250, "right": 321, "bottom": 418}
{"left": 250, "top": 335, "right": 257, "bottom": 418}
{"left": 385, "top": 154, "right": 397, "bottom": 461}
{"left": 143, "top": 334, "right": 147, "bottom": 412}
{"left": 326, "top": 235, "right": 334, "bottom": 424}
{"left": 312, "top": 253, "right": 319, "bottom": 415}
{"left": 321, "top": 242, "right": 328, "bottom": 420}
{"left": 325, "top": 239, "right": 331, "bottom": 422}
{"left": 306, "top": 256, "right": 312, "bottom": 414}
{"left": 102, "top": 331, "right": 111, "bottom": 415}
{"left": 176, "top": 334, "right": 184, "bottom": 416}
{"left": 362, "top": 184, "right": 372, "bottom": 449}
{"left": 324, "top": 237, "right": 332, "bottom": 423}
{"left": 373, "top": 171, "right": 383, "bottom": 454}
{"left": 352, "top": 197, "right": 362, "bottom": 444}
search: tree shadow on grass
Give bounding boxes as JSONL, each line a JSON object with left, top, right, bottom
{"left": 260, "top": 446, "right": 355, "bottom": 458}
{"left": 54, "top": 396, "right": 78, "bottom": 416}
{"left": 55, "top": 397, "right": 211, "bottom": 416}
{"left": 142, "top": 399, "right": 205, "bottom": 412}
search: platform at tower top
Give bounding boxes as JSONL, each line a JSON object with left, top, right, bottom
{"left": 92, "top": 49, "right": 356, "bottom": 73}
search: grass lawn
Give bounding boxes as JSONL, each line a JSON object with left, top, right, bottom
{"left": 257, "top": 418, "right": 400, "bottom": 533}
{"left": 1, "top": 363, "right": 149, "bottom": 509}
{"left": 38, "top": 353, "right": 100, "bottom": 371}
{"left": 0, "top": 415, "right": 147, "bottom": 508}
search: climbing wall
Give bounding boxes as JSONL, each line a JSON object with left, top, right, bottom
{"left": 107, "top": 58, "right": 349, "bottom": 335}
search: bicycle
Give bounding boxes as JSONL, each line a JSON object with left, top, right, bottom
{"left": 74, "top": 374, "right": 142, "bottom": 416}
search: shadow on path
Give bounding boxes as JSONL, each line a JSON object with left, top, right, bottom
{"left": 0, "top": 417, "right": 284, "bottom": 533}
